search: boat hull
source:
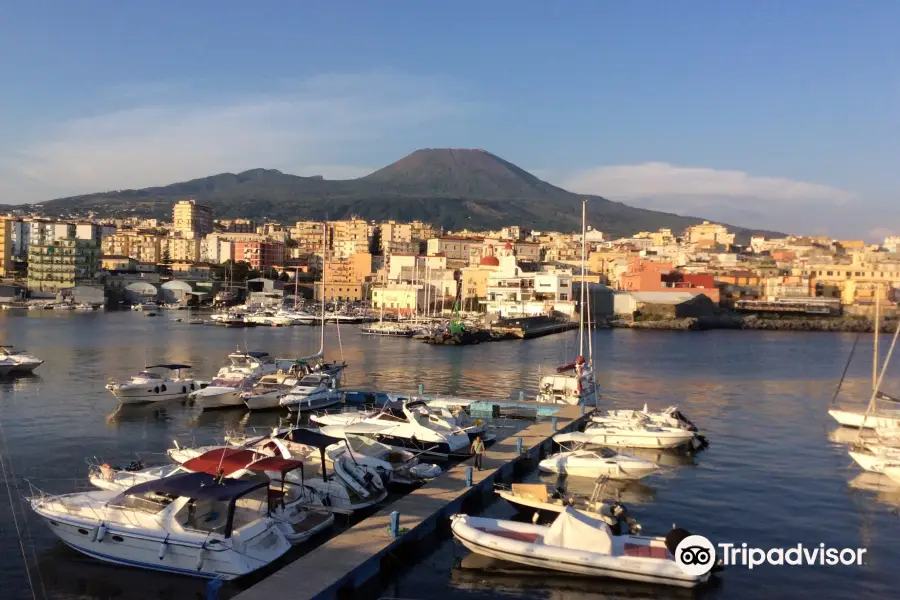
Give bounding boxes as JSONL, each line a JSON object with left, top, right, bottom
{"left": 828, "top": 409, "right": 900, "bottom": 429}
{"left": 109, "top": 387, "right": 193, "bottom": 405}
{"left": 581, "top": 428, "right": 694, "bottom": 450}
{"left": 8, "top": 360, "right": 42, "bottom": 373}
{"left": 537, "top": 455, "right": 659, "bottom": 481}
{"left": 283, "top": 391, "right": 343, "bottom": 412}
{"left": 192, "top": 387, "right": 245, "bottom": 409}
{"left": 243, "top": 392, "right": 285, "bottom": 410}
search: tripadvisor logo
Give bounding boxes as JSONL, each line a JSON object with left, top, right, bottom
{"left": 675, "top": 535, "right": 868, "bottom": 574}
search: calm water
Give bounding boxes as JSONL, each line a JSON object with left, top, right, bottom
{"left": 1, "top": 310, "right": 898, "bottom": 600}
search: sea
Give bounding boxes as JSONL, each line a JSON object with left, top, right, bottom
{"left": 1, "top": 309, "right": 899, "bottom": 600}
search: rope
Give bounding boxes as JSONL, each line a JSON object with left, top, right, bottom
{"left": 831, "top": 333, "right": 861, "bottom": 405}
{"left": 0, "top": 413, "right": 41, "bottom": 600}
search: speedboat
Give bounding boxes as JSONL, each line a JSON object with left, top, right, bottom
{"left": 29, "top": 471, "right": 292, "bottom": 579}
{"left": 88, "top": 450, "right": 334, "bottom": 544}
{"left": 191, "top": 350, "right": 279, "bottom": 409}
{"left": 538, "top": 447, "right": 660, "bottom": 481}
{"left": 578, "top": 422, "right": 697, "bottom": 450}
{"left": 242, "top": 365, "right": 306, "bottom": 410}
{"left": 169, "top": 429, "right": 387, "bottom": 512}
{"left": 536, "top": 356, "right": 599, "bottom": 406}
{"left": 0, "top": 346, "right": 44, "bottom": 373}
{"left": 105, "top": 364, "right": 199, "bottom": 404}
{"left": 450, "top": 507, "right": 717, "bottom": 588}
{"left": 0, "top": 358, "right": 16, "bottom": 376}
{"left": 592, "top": 405, "right": 698, "bottom": 432}
{"left": 280, "top": 373, "right": 342, "bottom": 412}
{"left": 319, "top": 400, "right": 472, "bottom": 459}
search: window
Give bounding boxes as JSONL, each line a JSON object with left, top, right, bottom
{"left": 560, "top": 293, "right": 568, "bottom": 300}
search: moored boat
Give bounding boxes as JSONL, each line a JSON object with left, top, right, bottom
{"left": 106, "top": 364, "right": 200, "bottom": 404}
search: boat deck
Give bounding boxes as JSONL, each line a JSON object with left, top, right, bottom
{"left": 232, "top": 402, "right": 587, "bottom": 600}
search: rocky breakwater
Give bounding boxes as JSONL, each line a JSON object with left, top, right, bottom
{"left": 420, "top": 328, "right": 518, "bottom": 345}
{"left": 610, "top": 315, "right": 899, "bottom": 333}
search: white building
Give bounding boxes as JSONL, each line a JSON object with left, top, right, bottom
{"left": 884, "top": 236, "right": 900, "bottom": 253}
{"left": 481, "top": 244, "right": 575, "bottom": 318}
{"left": 372, "top": 283, "right": 427, "bottom": 315}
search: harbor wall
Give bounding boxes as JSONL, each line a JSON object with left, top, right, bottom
{"left": 610, "top": 315, "right": 900, "bottom": 332}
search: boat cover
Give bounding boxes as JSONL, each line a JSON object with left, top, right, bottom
{"left": 283, "top": 428, "right": 339, "bottom": 449}
{"left": 183, "top": 448, "right": 260, "bottom": 476}
{"left": 543, "top": 507, "right": 613, "bottom": 554}
{"left": 122, "top": 472, "right": 266, "bottom": 501}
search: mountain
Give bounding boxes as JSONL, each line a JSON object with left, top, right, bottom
{"left": 32, "top": 148, "right": 779, "bottom": 240}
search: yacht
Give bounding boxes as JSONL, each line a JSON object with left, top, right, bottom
{"left": 242, "top": 364, "right": 307, "bottom": 410}
{"left": 0, "top": 359, "right": 15, "bottom": 377}
{"left": 538, "top": 448, "right": 661, "bottom": 480}
{"left": 169, "top": 429, "right": 387, "bottom": 512}
{"left": 577, "top": 421, "right": 698, "bottom": 450}
{"left": 88, "top": 449, "right": 334, "bottom": 544}
{"left": 592, "top": 405, "right": 699, "bottom": 432}
{"left": 280, "top": 372, "right": 343, "bottom": 412}
{"left": 191, "top": 350, "right": 279, "bottom": 409}
{"left": 318, "top": 400, "right": 471, "bottom": 459}
{"left": 29, "top": 472, "right": 292, "bottom": 579}
{"left": 0, "top": 346, "right": 44, "bottom": 373}
{"left": 106, "top": 364, "right": 199, "bottom": 404}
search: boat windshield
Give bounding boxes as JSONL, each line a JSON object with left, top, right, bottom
{"left": 298, "top": 375, "right": 327, "bottom": 386}
{"left": 109, "top": 490, "right": 176, "bottom": 514}
{"left": 175, "top": 485, "right": 269, "bottom": 536}
{"left": 136, "top": 371, "right": 163, "bottom": 379}
{"left": 229, "top": 356, "right": 255, "bottom": 368}
{"left": 211, "top": 377, "right": 248, "bottom": 388}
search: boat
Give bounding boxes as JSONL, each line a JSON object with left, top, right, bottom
{"left": 450, "top": 507, "right": 717, "bottom": 588}
{"left": 576, "top": 421, "right": 698, "bottom": 450}
{"left": 592, "top": 405, "right": 699, "bottom": 432}
{"left": 0, "top": 359, "right": 16, "bottom": 377}
{"left": 105, "top": 364, "right": 199, "bottom": 404}
{"left": 242, "top": 364, "right": 308, "bottom": 410}
{"left": 536, "top": 199, "right": 598, "bottom": 407}
{"left": 88, "top": 450, "right": 334, "bottom": 544}
{"left": 280, "top": 372, "right": 343, "bottom": 412}
{"left": 191, "top": 350, "right": 279, "bottom": 409}
{"left": 317, "top": 400, "right": 472, "bottom": 459}
{"left": 29, "top": 471, "right": 292, "bottom": 579}
{"left": 359, "top": 321, "right": 420, "bottom": 336}
{"left": 538, "top": 447, "right": 660, "bottom": 480}
{"left": 588, "top": 409, "right": 708, "bottom": 450}
{"left": 495, "top": 476, "right": 642, "bottom": 528}
{"left": 76, "top": 303, "right": 96, "bottom": 311}
{"left": 0, "top": 346, "right": 44, "bottom": 373}
{"left": 169, "top": 428, "right": 387, "bottom": 512}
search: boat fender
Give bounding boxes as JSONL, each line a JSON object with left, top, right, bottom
{"left": 182, "top": 386, "right": 187, "bottom": 394}
{"left": 195, "top": 548, "right": 206, "bottom": 571}
{"left": 158, "top": 539, "right": 168, "bottom": 560}
{"left": 190, "top": 383, "right": 195, "bottom": 391}
{"left": 154, "top": 386, "right": 159, "bottom": 394}
{"left": 91, "top": 523, "right": 107, "bottom": 542}
{"left": 161, "top": 385, "right": 166, "bottom": 392}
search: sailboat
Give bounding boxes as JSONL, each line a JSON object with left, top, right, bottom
{"left": 536, "top": 199, "right": 598, "bottom": 406}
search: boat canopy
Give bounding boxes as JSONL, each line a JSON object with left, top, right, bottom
{"left": 283, "top": 428, "right": 337, "bottom": 449}
{"left": 248, "top": 456, "right": 304, "bottom": 475}
{"left": 183, "top": 448, "right": 261, "bottom": 476}
{"left": 145, "top": 363, "right": 192, "bottom": 370}
{"left": 122, "top": 471, "right": 266, "bottom": 502}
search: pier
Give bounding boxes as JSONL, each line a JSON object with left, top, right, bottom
{"left": 232, "top": 402, "right": 589, "bottom": 600}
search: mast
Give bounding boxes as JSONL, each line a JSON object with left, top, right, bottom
{"left": 578, "top": 198, "right": 587, "bottom": 358}
{"left": 319, "top": 222, "right": 326, "bottom": 356}
{"left": 293, "top": 267, "right": 299, "bottom": 309}
{"left": 874, "top": 284, "right": 880, "bottom": 391}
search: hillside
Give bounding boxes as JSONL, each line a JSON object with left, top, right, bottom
{"left": 31, "top": 148, "right": 778, "bottom": 240}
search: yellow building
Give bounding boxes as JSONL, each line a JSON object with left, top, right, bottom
{"left": 331, "top": 218, "right": 371, "bottom": 259}
{"left": 313, "top": 252, "right": 373, "bottom": 303}
{"left": 164, "top": 235, "right": 201, "bottom": 262}
{"left": 794, "top": 255, "right": 900, "bottom": 305}
{"left": 0, "top": 218, "right": 11, "bottom": 276}
{"left": 684, "top": 221, "right": 735, "bottom": 246}
{"left": 460, "top": 265, "right": 493, "bottom": 307}
{"left": 27, "top": 238, "right": 100, "bottom": 293}
{"left": 102, "top": 231, "right": 164, "bottom": 264}
{"left": 172, "top": 199, "right": 212, "bottom": 238}
{"left": 291, "top": 221, "right": 326, "bottom": 254}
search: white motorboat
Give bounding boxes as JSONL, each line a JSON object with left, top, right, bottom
{"left": 576, "top": 421, "right": 697, "bottom": 450}
{"left": 169, "top": 429, "right": 387, "bottom": 512}
{"left": 106, "top": 364, "right": 199, "bottom": 404}
{"left": 0, "top": 359, "right": 16, "bottom": 377}
{"left": 318, "top": 400, "right": 472, "bottom": 459}
{"left": 883, "top": 465, "right": 900, "bottom": 486}
{"left": 191, "top": 350, "right": 279, "bottom": 409}
{"left": 359, "top": 322, "right": 420, "bottom": 337}
{"left": 280, "top": 373, "right": 343, "bottom": 412}
{"left": 828, "top": 406, "right": 900, "bottom": 429}
{"left": 318, "top": 424, "right": 442, "bottom": 486}
{"left": 538, "top": 448, "right": 660, "bottom": 481}
{"left": 593, "top": 405, "right": 699, "bottom": 432}
{"left": 0, "top": 345, "right": 44, "bottom": 373}
{"left": 29, "top": 471, "right": 292, "bottom": 579}
{"left": 450, "top": 508, "right": 716, "bottom": 588}
{"left": 88, "top": 450, "right": 334, "bottom": 544}
{"left": 242, "top": 364, "right": 307, "bottom": 410}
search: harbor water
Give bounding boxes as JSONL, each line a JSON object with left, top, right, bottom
{"left": 1, "top": 310, "right": 899, "bottom": 600}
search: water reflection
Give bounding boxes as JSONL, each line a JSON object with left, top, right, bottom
{"left": 848, "top": 473, "right": 900, "bottom": 508}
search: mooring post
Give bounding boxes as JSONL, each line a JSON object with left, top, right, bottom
{"left": 518, "top": 390, "right": 525, "bottom": 402}
{"left": 206, "top": 579, "right": 222, "bottom": 600}
{"left": 516, "top": 437, "right": 523, "bottom": 454}
{"left": 389, "top": 511, "right": 400, "bottom": 538}
{"left": 418, "top": 383, "right": 424, "bottom": 395}
{"left": 551, "top": 416, "right": 558, "bottom": 431}
{"left": 465, "top": 466, "right": 473, "bottom": 487}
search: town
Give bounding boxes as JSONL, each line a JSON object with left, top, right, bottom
{"left": 1, "top": 199, "right": 897, "bottom": 325}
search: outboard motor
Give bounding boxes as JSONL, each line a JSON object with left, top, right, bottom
{"left": 609, "top": 502, "right": 641, "bottom": 535}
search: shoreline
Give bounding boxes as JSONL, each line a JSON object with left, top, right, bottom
{"left": 609, "top": 315, "right": 899, "bottom": 333}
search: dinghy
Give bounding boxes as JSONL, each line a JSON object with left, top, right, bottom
{"left": 451, "top": 507, "right": 716, "bottom": 588}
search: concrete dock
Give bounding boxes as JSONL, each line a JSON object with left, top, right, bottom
{"left": 232, "top": 402, "right": 589, "bottom": 600}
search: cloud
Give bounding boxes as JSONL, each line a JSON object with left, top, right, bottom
{"left": 557, "top": 162, "right": 860, "bottom": 235}
{"left": 0, "top": 70, "right": 471, "bottom": 203}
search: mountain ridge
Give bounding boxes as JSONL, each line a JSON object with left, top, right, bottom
{"left": 24, "top": 148, "right": 780, "bottom": 240}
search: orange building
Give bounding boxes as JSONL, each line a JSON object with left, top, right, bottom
{"left": 233, "top": 241, "right": 284, "bottom": 270}
{"left": 619, "top": 258, "right": 674, "bottom": 291}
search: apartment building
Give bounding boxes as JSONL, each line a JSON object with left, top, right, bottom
{"left": 102, "top": 230, "right": 164, "bottom": 264}
{"left": 172, "top": 199, "right": 213, "bottom": 238}
{"left": 684, "top": 221, "right": 735, "bottom": 246}
{"left": 0, "top": 218, "right": 11, "bottom": 276}
{"left": 233, "top": 240, "right": 285, "bottom": 270}
{"left": 27, "top": 237, "right": 99, "bottom": 294}
{"left": 291, "top": 221, "right": 327, "bottom": 254}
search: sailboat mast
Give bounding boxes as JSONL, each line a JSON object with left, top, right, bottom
{"left": 874, "top": 284, "right": 880, "bottom": 392}
{"left": 578, "top": 198, "right": 586, "bottom": 358}
{"left": 319, "top": 221, "right": 327, "bottom": 356}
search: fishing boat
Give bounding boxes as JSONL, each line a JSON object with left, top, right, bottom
{"left": 29, "top": 472, "right": 292, "bottom": 579}
{"left": 0, "top": 345, "right": 44, "bottom": 373}
{"left": 538, "top": 447, "right": 660, "bottom": 480}
{"left": 279, "top": 372, "right": 343, "bottom": 412}
{"left": 105, "top": 364, "right": 200, "bottom": 404}
{"left": 450, "top": 507, "right": 717, "bottom": 588}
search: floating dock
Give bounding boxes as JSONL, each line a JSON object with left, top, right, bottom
{"left": 232, "top": 402, "right": 589, "bottom": 600}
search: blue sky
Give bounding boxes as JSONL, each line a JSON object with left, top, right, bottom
{"left": 1, "top": 1, "right": 897, "bottom": 238}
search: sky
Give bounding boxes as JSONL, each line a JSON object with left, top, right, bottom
{"left": 1, "top": 1, "right": 897, "bottom": 239}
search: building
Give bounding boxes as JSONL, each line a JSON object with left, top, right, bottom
{"left": 102, "top": 230, "right": 164, "bottom": 264}
{"left": 331, "top": 218, "right": 372, "bottom": 259}
{"left": 0, "top": 218, "right": 11, "bottom": 276}
{"left": 163, "top": 235, "right": 201, "bottom": 263}
{"left": 794, "top": 253, "right": 900, "bottom": 305}
{"left": 201, "top": 234, "right": 235, "bottom": 264}
{"left": 233, "top": 240, "right": 285, "bottom": 270}
{"left": 480, "top": 243, "right": 575, "bottom": 317}
{"left": 613, "top": 290, "right": 717, "bottom": 320}
{"left": 218, "top": 219, "right": 257, "bottom": 233}
{"left": 314, "top": 252, "right": 373, "bottom": 303}
{"left": 884, "top": 236, "right": 900, "bottom": 253}
{"left": 291, "top": 221, "right": 327, "bottom": 254}
{"left": 372, "top": 283, "right": 427, "bottom": 315}
{"left": 684, "top": 221, "right": 735, "bottom": 246}
{"left": 27, "top": 237, "right": 100, "bottom": 295}
{"left": 427, "top": 236, "right": 483, "bottom": 263}
{"left": 172, "top": 199, "right": 213, "bottom": 238}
